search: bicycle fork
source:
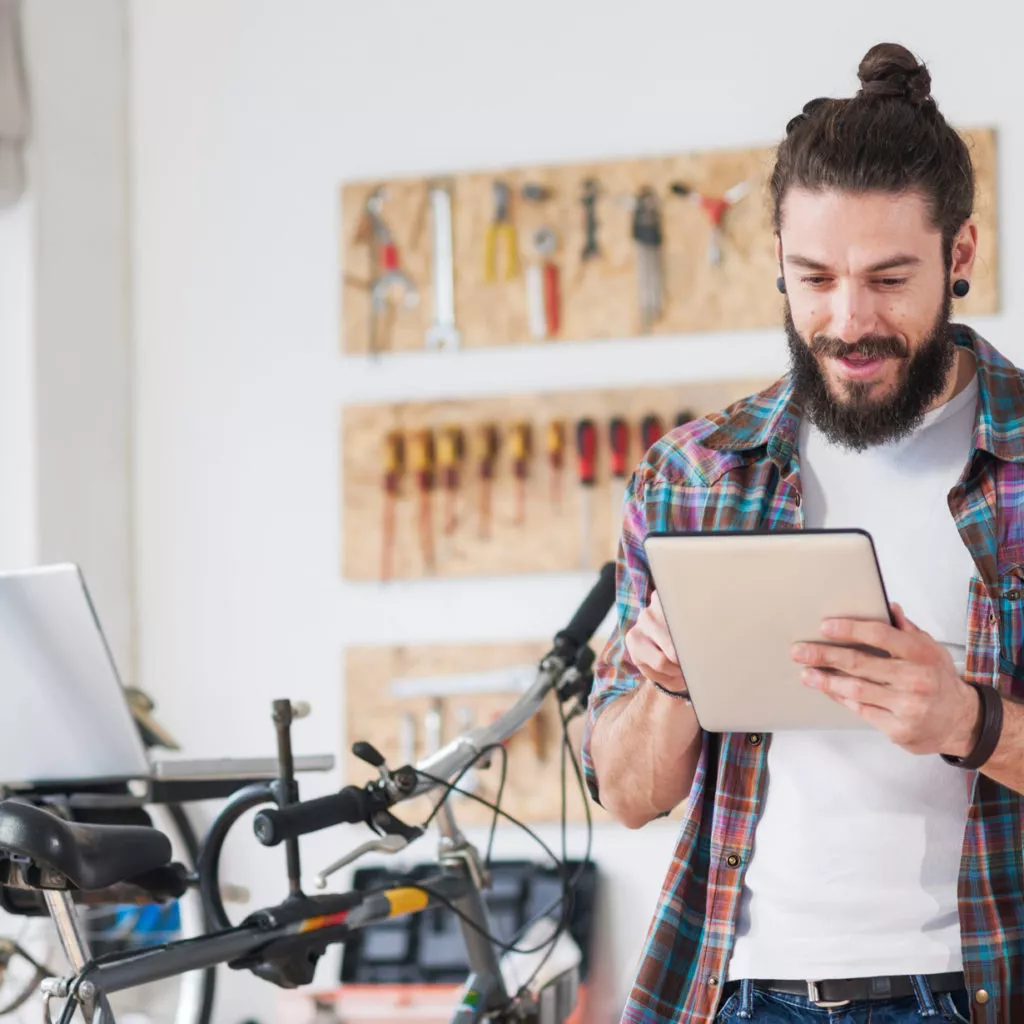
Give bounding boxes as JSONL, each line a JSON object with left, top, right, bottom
{"left": 434, "top": 802, "right": 510, "bottom": 1021}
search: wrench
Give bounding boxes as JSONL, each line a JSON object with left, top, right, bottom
{"left": 424, "top": 181, "right": 461, "bottom": 351}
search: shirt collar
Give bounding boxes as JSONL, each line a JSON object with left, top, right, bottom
{"left": 702, "top": 325, "right": 1024, "bottom": 466}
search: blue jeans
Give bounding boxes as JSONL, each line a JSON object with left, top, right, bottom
{"left": 716, "top": 979, "right": 973, "bottom": 1022}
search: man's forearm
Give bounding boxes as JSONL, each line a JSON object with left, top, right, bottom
{"left": 588, "top": 682, "right": 704, "bottom": 829}
{"left": 977, "top": 691, "right": 1024, "bottom": 794}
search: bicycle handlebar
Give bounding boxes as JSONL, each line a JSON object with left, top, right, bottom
{"left": 252, "top": 560, "right": 617, "bottom": 847}
{"left": 252, "top": 785, "right": 370, "bottom": 846}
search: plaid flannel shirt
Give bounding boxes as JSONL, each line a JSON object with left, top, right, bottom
{"left": 582, "top": 326, "right": 1024, "bottom": 1024}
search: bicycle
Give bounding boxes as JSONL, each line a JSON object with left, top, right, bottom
{"left": 0, "top": 562, "right": 616, "bottom": 1024}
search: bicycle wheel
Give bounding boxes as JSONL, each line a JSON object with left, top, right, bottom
{"left": 0, "top": 802, "right": 214, "bottom": 1024}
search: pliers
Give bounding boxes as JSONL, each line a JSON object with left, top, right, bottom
{"left": 483, "top": 180, "right": 519, "bottom": 282}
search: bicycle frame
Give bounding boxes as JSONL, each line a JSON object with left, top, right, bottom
{"left": 15, "top": 562, "right": 614, "bottom": 1024}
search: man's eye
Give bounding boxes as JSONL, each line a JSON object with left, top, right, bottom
{"left": 876, "top": 278, "right": 907, "bottom": 288}
{"left": 801, "top": 276, "right": 830, "bottom": 287}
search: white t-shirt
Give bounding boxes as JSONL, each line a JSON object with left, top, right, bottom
{"left": 726, "top": 375, "right": 980, "bottom": 981}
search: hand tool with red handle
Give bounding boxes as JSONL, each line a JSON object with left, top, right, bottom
{"left": 609, "top": 416, "right": 630, "bottom": 554}
{"left": 576, "top": 418, "right": 597, "bottom": 569}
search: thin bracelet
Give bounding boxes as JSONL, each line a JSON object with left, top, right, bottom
{"left": 649, "top": 678, "right": 691, "bottom": 701}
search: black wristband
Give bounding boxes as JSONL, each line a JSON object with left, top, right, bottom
{"left": 649, "top": 678, "right": 691, "bottom": 702}
{"left": 941, "top": 682, "right": 1004, "bottom": 770}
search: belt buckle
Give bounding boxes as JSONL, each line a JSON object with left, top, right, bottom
{"left": 807, "top": 981, "right": 851, "bottom": 1009}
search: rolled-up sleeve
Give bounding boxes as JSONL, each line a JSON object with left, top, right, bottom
{"left": 581, "top": 470, "right": 654, "bottom": 805}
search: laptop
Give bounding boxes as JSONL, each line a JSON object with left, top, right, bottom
{"left": 0, "top": 564, "right": 333, "bottom": 788}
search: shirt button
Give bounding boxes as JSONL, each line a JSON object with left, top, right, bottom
{"left": 748, "top": 733, "right": 762, "bottom": 746}
{"left": 726, "top": 854, "right": 741, "bottom": 868}
{"left": 975, "top": 989, "right": 990, "bottom": 1005}
{"left": 989, "top": 611, "right": 998, "bottom": 625}
{"left": 708, "top": 977, "right": 719, "bottom": 988}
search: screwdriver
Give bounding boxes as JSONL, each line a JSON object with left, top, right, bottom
{"left": 608, "top": 417, "right": 630, "bottom": 554}
{"left": 437, "top": 425, "right": 465, "bottom": 535}
{"left": 675, "top": 408, "right": 695, "bottom": 429}
{"left": 546, "top": 420, "right": 565, "bottom": 509}
{"left": 509, "top": 421, "right": 532, "bottom": 525}
{"left": 576, "top": 418, "right": 597, "bottom": 570}
{"left": 409, "top": 428, "right": 436, "bottom": 572}
{"left": 641, "top": 413, "right": 665, "bottom": 455}
{"left": 380, "top": 430, "right": 404, "bottom": 581}
{"left": 475, "top": 423, "right": 500, "bottom": 539}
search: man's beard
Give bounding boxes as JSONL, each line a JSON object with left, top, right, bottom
{"left": 785, "top": 293, "right": 956, "bottom": 452}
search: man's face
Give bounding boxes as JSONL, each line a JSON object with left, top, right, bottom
{"left": 778, "top": 188, "right": 956, "bottom": 450}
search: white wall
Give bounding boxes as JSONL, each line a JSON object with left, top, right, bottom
{"left": 127, "top": 2, "right": 1020, "bottom": 1021}
{"left": 0, "top": 0, "right": 135, "bottom": 672}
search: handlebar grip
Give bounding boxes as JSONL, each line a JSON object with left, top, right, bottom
{"left": 252, "top": 786, "right": 369, "bottom": 847}
{"left": 557, "top": 560, "right": 617, "bottom": 650}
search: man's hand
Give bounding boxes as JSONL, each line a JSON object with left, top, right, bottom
{"left": 625, "top": 591, "right": 687, "bottom": 693}
{"left": 791, "top": 603, "right": 982, "bottom": 757}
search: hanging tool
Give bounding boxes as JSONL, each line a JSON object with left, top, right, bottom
{"left": 409, "top": 428, "right": 436, "bottom": 572}
{"left": 436, "top": 425, "right": 465, "bottom": 535}
{"left": 424, "top": 179, "right": 461, "bottom": 351}
{"left": 475, "top": 423, "right": 500, "bottom": 539}
{"left": 675, "top": 408, "right": 696, "bottom": 429}
{"left": 355, "top": 187, "right": 419, "bottom": 356}
{"left": 641, "top": 413, "right": 665, "bottom": 455}
{"left": 609, "top": 417, "right": 630, "bottom": 554}
{"left": 380, "top": 430, "right": 405, "bottom": 581}
{"left": 483, "top": 180, "right": 519, "bottom": 282}
{"left": 576, "top": 418, "right": 597, "bottom": 570}
{"left": 631, "top": 187, "right": 664, "bottom": 332}
{"left": 509, "top": 421, "right": 532, "bottom": 525}
{"left": 580, "top": 178, "right": 601, "bottom": 261}
{"left": 546, "top": 419, "right": 566, "bottom": 510}
{"left": 525, "top": 228, "right": 560, "bottom": 340}
{"left": 670, "top": 179, "right": 752, "bottom": 265}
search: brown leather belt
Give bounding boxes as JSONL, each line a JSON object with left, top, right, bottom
{"left": 732, "top": 972, "right": 965, "bottom": 1008}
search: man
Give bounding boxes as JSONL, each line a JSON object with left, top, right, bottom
{"left": 582, "top": 42, "right": 1024, "bottom": 1024}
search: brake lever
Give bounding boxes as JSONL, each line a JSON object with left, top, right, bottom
{"left": 314, "top": 833, "right": 409, "bottom": 889}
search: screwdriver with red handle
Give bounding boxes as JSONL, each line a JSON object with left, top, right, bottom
{"left": 576, "top": 418, "right": 597, "bottom": 569}
{"left": 380, "top": 430, "right": 404, "bottom": 581}
{"left": 641, "top": 413, "right": 665, "bottom": 454}
{"left": 608, "top": 417, "right": 630, "bottom": 554}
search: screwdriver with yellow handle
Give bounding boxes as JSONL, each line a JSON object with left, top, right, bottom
{"left": 380, "top": 430, "right": 404, "bottom": 581}
{"left": 509, "top": 421, "right": 532, "bottom": 525}
{"left": 408, "top": 428, "right": 436, "bottom": 572}
{"left": 437, "top": 425, "right": 465, "bottom": 535}
{"left": 546, "top": 419, "right": 565, "bottom": 510}
{"left": 475, "top": 423, "right": 500, "bottom": 539}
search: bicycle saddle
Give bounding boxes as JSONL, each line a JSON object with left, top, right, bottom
{"left": 0, "top": 799, "right": 172, "bottom": 891}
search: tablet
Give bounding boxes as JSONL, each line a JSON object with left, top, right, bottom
{"left": 643, "top": 528, "right": 893, "bottom": 733}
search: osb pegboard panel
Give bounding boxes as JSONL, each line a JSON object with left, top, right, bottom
{"left": 339, "top": 128, "right": 999, "bottom": 354}
{"left": 341, "top": 377, "right": 771, "bottom": 581}
{"left": 344, "top": 641, "right": 677, "bottom": 826}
